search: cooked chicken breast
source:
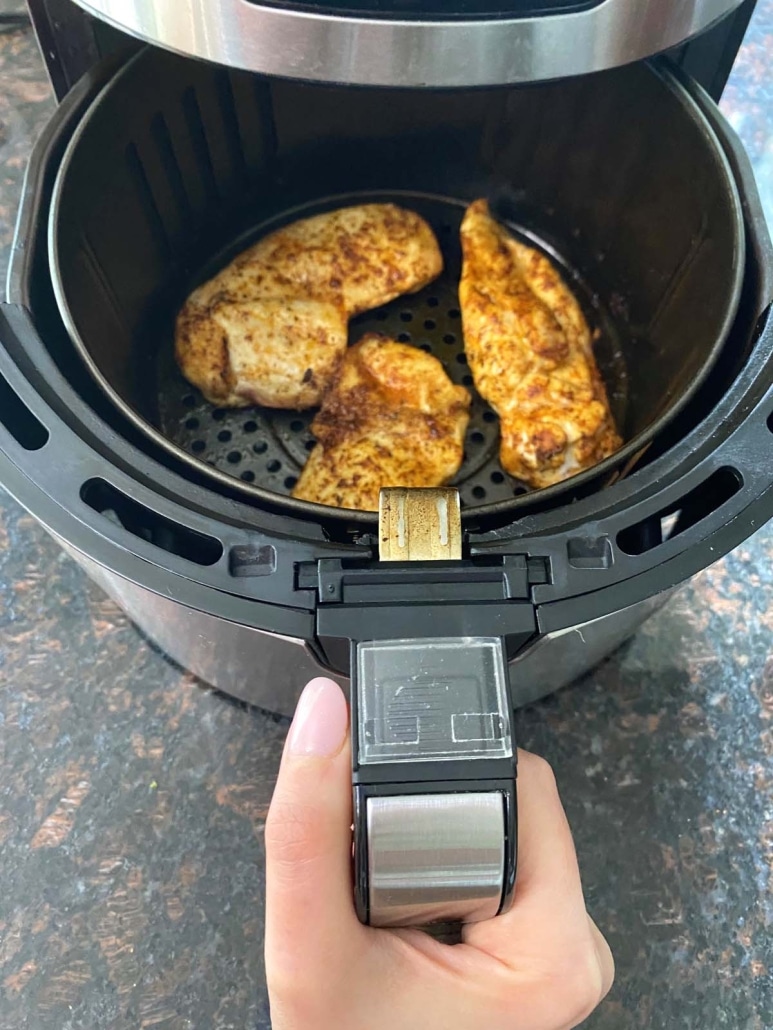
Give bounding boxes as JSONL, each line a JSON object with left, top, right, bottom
{"left": 292, "top": 334, "right": 471, "bottom": 511}
{"left": 459, "top": 199, "right": 621, "bottom": 488}
{"left": 175, "top": 204, "right": 443, "bottom": 409}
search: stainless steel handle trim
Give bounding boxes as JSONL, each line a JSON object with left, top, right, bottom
{"left": 367, "top": 792, "right": 506, "bottom": 928}
{"left": 71, "top": 0, "right": 743, "bottom": 88}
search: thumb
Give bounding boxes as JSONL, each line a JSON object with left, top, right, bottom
{"left": 264, "top": 677, "right": 366, "bottom": 990}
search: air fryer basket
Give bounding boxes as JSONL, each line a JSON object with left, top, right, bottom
{"left": 49, "top": 47, "right": 744, "bottom": 519}
{"left": 1, "top": 36, "right": 773, "bottom": 691}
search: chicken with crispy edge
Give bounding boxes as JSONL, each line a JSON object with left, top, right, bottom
{"left": 459, "top": 199, "right": 622, "bottom": 489}
{"left": 292, "top": 333, "right": 471, "bottom": 511}
{"left": 175, "top": 204, "right": 443, "bottom": 410}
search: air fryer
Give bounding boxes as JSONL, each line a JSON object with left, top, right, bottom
{"left": 1, "top": 0, "right": 772, "bottom": 926}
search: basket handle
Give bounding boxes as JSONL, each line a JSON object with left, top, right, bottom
{"left": 350, "top": 488, "right": 518, "bottom": 928}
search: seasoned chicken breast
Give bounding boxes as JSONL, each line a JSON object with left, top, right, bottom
{"left": 175, "top": 204, "right": 443, "bottom": 409}
{"left": 292, "top": 334, "right": 471, "bottom": 511}
{"left": 459, "top": 200, "right": 621, "bottom": 488}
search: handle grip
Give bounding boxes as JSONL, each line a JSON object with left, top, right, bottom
{"left": 351, "top": 489, "right": 518, "bottom": 928}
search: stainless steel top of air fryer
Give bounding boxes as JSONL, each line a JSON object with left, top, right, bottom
{"left": 69, "top": 0, "right": 744, "bottom": 87}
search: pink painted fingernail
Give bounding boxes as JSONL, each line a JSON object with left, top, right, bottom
{"left": 288, "top": 678, "right": 348, "bottom": 757}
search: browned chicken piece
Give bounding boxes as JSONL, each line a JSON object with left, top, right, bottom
{"left": 292, "top": 334, "right": 471, "bottom": 511}
{"left": 459, "top": 199, "right": 622, "bottom": 489}
{"left": 175, "top": 204, "right": 443, "bottom": 409}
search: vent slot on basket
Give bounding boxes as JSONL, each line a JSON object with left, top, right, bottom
{"left": 0, "top": 372, "right": 49, "bottom": 450}
{"left": 182, "top": 86, "right": 220, "bottom": 204}
{"left": 125, "top": 142, "right": 172, "bottom": 261}
{"left": 617, "top": 467, "right": 742, "bottom": 556}
{"left": 81, "top": 478, "right": 223, "bottom": 566}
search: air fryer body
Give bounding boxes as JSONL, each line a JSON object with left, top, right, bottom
{"left": 0, "top": 0, "right": 770, "bottom": 719}
{"left": 61, "top": 537, "right": 675, "bottom": 715}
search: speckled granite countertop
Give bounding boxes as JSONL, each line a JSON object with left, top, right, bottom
{"left": 1, "top": 5, "right": 772, "bottom": 1029}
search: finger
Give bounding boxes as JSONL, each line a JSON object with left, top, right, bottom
{"left": 463, "top": 751, "right": 612, "bottom": 1028}
{"left": 465, "top": 750, "right": 593, "bottom": 963}
{"left": 514, "top": 750, "right": 585, "bottom": 901}
{"left": 264, "top": 678, "right": 367, "bottom": 990}
{"left": 587, "top": 915, "right": 615, "bottom": 1000}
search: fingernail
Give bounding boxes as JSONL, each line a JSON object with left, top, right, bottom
{"left": 288, "top": 678, "right": 348, "bottom": 757}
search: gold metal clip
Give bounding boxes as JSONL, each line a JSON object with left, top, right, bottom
{"left": 378, "top": 487, "right": 462, "bottom": 562}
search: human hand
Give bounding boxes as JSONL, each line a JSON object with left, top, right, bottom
{"left": 265, "top": 677, "right": 614, "bottom": 1030}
